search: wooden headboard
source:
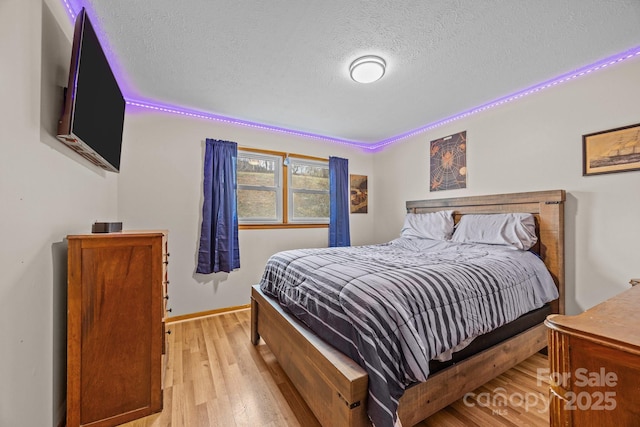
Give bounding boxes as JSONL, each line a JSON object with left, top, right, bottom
{"left": 406, "top": 190, "right": 565, "bottom": 314}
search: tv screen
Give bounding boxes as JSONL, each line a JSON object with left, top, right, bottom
{"left": 58, "top": 8, "right": 125, "bottom": 172}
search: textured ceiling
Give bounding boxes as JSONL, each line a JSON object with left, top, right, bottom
{"left": 73, "top": 0, "right": 640, "bottom": 144}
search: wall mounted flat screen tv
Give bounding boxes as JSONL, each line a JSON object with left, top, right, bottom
{"left": 57, "top": 7, "right": 125, "bottom": 172}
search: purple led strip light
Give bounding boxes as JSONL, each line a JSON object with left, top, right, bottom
{"left": 369, "top": 45, "right": 640, "bottom": 152}
{"left": 61, "top": 0, "right": 137, "bottom": 101}
{"left": 61, "top": 0, "right": 640, "bottom": 151}
{"left": 60, "top": 0, "right": 77, "bottom": 20}
{"left": 125, "top": 100, "right": 368, "bottom": 148}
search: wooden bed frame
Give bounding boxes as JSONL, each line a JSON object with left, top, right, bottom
{"left": 251, "top": 190, "right": 565, "bottom": 426}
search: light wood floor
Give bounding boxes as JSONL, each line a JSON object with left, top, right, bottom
{"left": 122, "top": 309, "right": 551, "bottom": 427}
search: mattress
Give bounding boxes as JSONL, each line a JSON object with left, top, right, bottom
{"left": 428, "top": 303, "right": 551, "bottom": 374}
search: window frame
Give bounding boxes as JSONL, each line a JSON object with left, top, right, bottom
{"left": 287, "top": 157, "right": 330, "bottom": 225}
{"left": 237, "top": 148, "right": 329, "bottom": 229}
{"left": 236, "top": 150, "right": 283, "bottom": 224}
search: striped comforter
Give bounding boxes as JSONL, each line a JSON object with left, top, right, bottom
{"left": 259, "top": 238, "right": 558, "bottom": 427}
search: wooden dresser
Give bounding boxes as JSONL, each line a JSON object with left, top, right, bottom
{"left": 66, "top": 231, "right": 168, "bottom": 427}
{"left": 545, "top": 285, "right": 640, "bottom": 426}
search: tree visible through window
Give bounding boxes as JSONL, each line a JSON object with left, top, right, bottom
{"left": 288, "top": 158, "right": 329, "bottom": 222}
{"left": 237, "top": 151, "right": 282, "bottom": 222}
{"left": 237, "top": 149, "right": 329, "bottom": 226}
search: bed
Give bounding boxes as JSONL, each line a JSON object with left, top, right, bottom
{"left": 250, "top": 190, "right": 565, "bottom": 427}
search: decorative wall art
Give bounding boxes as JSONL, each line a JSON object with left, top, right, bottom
{"left": 350, "top": 174, "right": 368, "bottom": 213}
{"left": 583, "top": 123, "right": 640, "bottom": 176}
{"left": 430, "top": 131, "right": 467, "bottom": 191}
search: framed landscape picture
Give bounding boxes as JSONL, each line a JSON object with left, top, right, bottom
{"left": 430, "top": 131, "right": 467, "bottom": 191}
{"left": 350, "top": 175, "right": 368, "bottom": 213}
{"left": 583, "top": 123, "right": 640, "bottom": 176}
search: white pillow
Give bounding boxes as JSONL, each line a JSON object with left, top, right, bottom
{"left": 400, "top": 210, "right": 454, "bottom": 240}
{"left": 451, "top": 213, "right": 538, "bottom": 250}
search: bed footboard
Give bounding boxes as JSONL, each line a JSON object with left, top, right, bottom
{"left": 397, "top": 323, "right": 548, "bottom": 425}
{"left": 251, "top": 285, "right": 370, "bottom": 427}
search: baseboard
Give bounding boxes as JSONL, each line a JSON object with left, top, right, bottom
{"left": 166, "top": 304, "right": 250, "bottom": 323}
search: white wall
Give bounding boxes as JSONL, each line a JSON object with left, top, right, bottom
{"left": 3, "top": 2, "right": 637, "bottom": 425}
{"left": 117, "top": 112, "right": 374, "bottom": 316}
{"left": 372, "top": 55, "right": 640, "bottom": 315}
{"left": 0, "top": 1, "right": 119, "bottom": 426}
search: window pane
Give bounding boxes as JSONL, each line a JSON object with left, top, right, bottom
{"left": 238, "top": 189, "right": 277, "bottom": 219}
{"left": 292, "top": 192, "right": 330, "bottom": 219}
{"left": 291, "top": 164, "right": 329, "bottom": 190}
{"left": 237, "top": 156, "right": 276, "bottom": 187}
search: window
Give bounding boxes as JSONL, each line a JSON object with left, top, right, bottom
{"left": 237, "top": 151, "right": 282, "bottom": 223}
{"left": 237, "top": 148, "right": 329, "bottom": 227}
{"left": 288, "top": 158, "right": 329, "bottom": 223}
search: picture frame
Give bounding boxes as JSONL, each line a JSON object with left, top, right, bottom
{"left": 583, "top": 123, "right": 640, "bottom": 176}
{"left": 429, "top": 131, "right": 467, "bottom": 191}
{"left": 350, "top": 174, "right": 368, "bottom": 213}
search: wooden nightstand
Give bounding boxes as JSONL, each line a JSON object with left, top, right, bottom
{"left": 545, "top": 285, "right": 640, "bottom": 426}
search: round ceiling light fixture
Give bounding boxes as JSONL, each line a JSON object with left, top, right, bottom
{"left": 349, "top": 55, "right": 386, "bottom": 83}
